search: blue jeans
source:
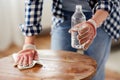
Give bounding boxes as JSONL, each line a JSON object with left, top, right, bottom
{"left": 51, "top": 10, "right": 112, "bottom": 80}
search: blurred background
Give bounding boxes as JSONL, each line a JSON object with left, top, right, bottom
{"left": 0, "top": 0, "right": 52, "bottom": 51}
{"left": 0, "top": 0, "right": 120, "bottom": 79}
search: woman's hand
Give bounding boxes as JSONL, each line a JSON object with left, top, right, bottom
{"left": 15, "top": 35, "right": 38, "bottom": 67}
{"left": 16, "top": 49, "right": 38, "bottom": 67}
{"left": 78, "top": 21, "right": 96, "bottom": 50}
{"left": 69, "top": 21, "right": 97, "bottom": 50}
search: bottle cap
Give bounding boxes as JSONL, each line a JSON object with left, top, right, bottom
{"left": 76, "top": 5, "right": 82, "bottom": 11}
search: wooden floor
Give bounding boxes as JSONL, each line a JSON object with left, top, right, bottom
{"left": 0, "top": 34, "right": 120, "bottom": 80}
{"left": 0, "top": 34, "right": 51, "bottom": 58}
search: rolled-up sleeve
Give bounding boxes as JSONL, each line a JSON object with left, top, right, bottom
{"left": 93, "top": 0, "right": 112, "bottom": 14}
{"left": 19, "top": 0, "right": 43, "bottom": 36}
{"left": 93, "top": 0, "right": 120, "bottom": 40}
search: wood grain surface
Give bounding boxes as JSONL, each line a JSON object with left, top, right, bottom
{"left": 0, "top": 50, "right": 97, "bottom": 80}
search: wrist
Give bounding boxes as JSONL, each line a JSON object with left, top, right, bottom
{"left": 24, "top": 36, "right": 36, "bottom": 45}
{"left": 87, "top": 19, "right": 97, "bottom": 29}
{"left": 91, "top": 10, "right": 109, "bottom": 27}
{"left": 86, "top": 19, "right": 97, "bottom": 37}
{"left": 23, "top": 44, "right": 36, "bottom": 50}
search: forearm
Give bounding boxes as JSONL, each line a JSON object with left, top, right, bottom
{"left": 24, "top": 36, "right": 36, "bottom": 45}
{"left": 91, "top": 9, "right": 109, "bottom": 28}
{"left": 19, "top": 0, "right": 43, "bottom": 36}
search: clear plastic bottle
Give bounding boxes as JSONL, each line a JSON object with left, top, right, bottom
{"left": 71, "top": 5, "right": 86, "bottom": 49}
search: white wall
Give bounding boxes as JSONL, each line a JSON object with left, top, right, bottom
{"left": 41, "top": 0, "right": 52, "bottom": 29}
{"left": 40, "top": 0, "right": 52, "bottom": 34}
{"left": 0, "top": 0, "right": 52, "bottom": 51}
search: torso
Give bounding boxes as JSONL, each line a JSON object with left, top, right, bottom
{"left": 62, "top": 0, "right": 92, "bottom": 12}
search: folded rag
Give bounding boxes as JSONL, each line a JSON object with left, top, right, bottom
{"left": 12, "top": 53, "right": 41, "bottom": 70}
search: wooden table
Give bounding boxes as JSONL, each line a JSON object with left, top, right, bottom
{"left": 0, "top": 50, "right": 97, "bottom": 80}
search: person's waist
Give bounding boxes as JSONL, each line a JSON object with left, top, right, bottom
{"left": 62, "top": 8, "right": 92, "bottom": 12}
{"left": 62, "top": 0, "right": 92, "bottom": 12}
{"left": 62, "top": 10, "right": 92, "bottom": 20}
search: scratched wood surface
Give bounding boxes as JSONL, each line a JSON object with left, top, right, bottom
{"left": 0, "top": 50, "right": 97, "bottom": 80}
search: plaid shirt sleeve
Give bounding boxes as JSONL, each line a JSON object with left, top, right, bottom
{"left": 19, "top": 0, "right": 43, "bottom": 36}
{"left": 93, "top": 0, "right": 112, "bottom": 13}
{"left": 93, "top": 0, "right": 120, "bottom": 41}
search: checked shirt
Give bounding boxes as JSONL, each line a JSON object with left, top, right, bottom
{"left": 20, "top": 0, "right": 120, "bottom": 41}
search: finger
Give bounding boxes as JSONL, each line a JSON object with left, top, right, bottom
{"left": 84, "top": 39, "right": 93, "bottom": 50}
{"left": 68, "top": 28, "right": 72, "bottom": 33}
{"left": 23, "top": 55, "right": 28, "bottom": 66}
{"left": 78, "top": 26, "right": 90, "bottom": 35}
{"left": 69, "top": 22, "right": 84, "bottom": 33}
{"left": 28, "top": 54, "right": 33, "bottom": 65}
{"left": 79, "top": 35, "right": 90, "bottom": 45}
{"left": 16, "top": 55, "right": 22, "bottom": 65}
{"left": 69, "top": 27, "right": 78, "bottom": 33}
{"left": 34, "top": 52, "right": 39, "bottom": 60}
{"left": 75, "top": 21, "right": 85, "bottom": 28}
{"left": 77, "top": 31, "right": 89, "bottom": 40}
{"left": 18, "top": 56, "right": 24, "bottom": 66}
{"left": 78, "top": 32, "right": 92, "bottom": 44}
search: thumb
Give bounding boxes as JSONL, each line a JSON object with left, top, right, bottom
{"left": 34, "top": 51, "right": 39, "bottom": 60}
{"left": 69, "top": 22, "right": 85, "bottom": 33}
{"left": 68, "top": 27, "right": 78, "bottom": 33}
{"left": 68, "top": 28, "right": 72, "bottom": 33}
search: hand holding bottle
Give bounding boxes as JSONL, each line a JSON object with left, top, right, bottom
{"left": 74, "top": 20, "right": 97, "bottom": 50}
{"left": 70, "top": 5, "right": 97, "bottom": 50}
